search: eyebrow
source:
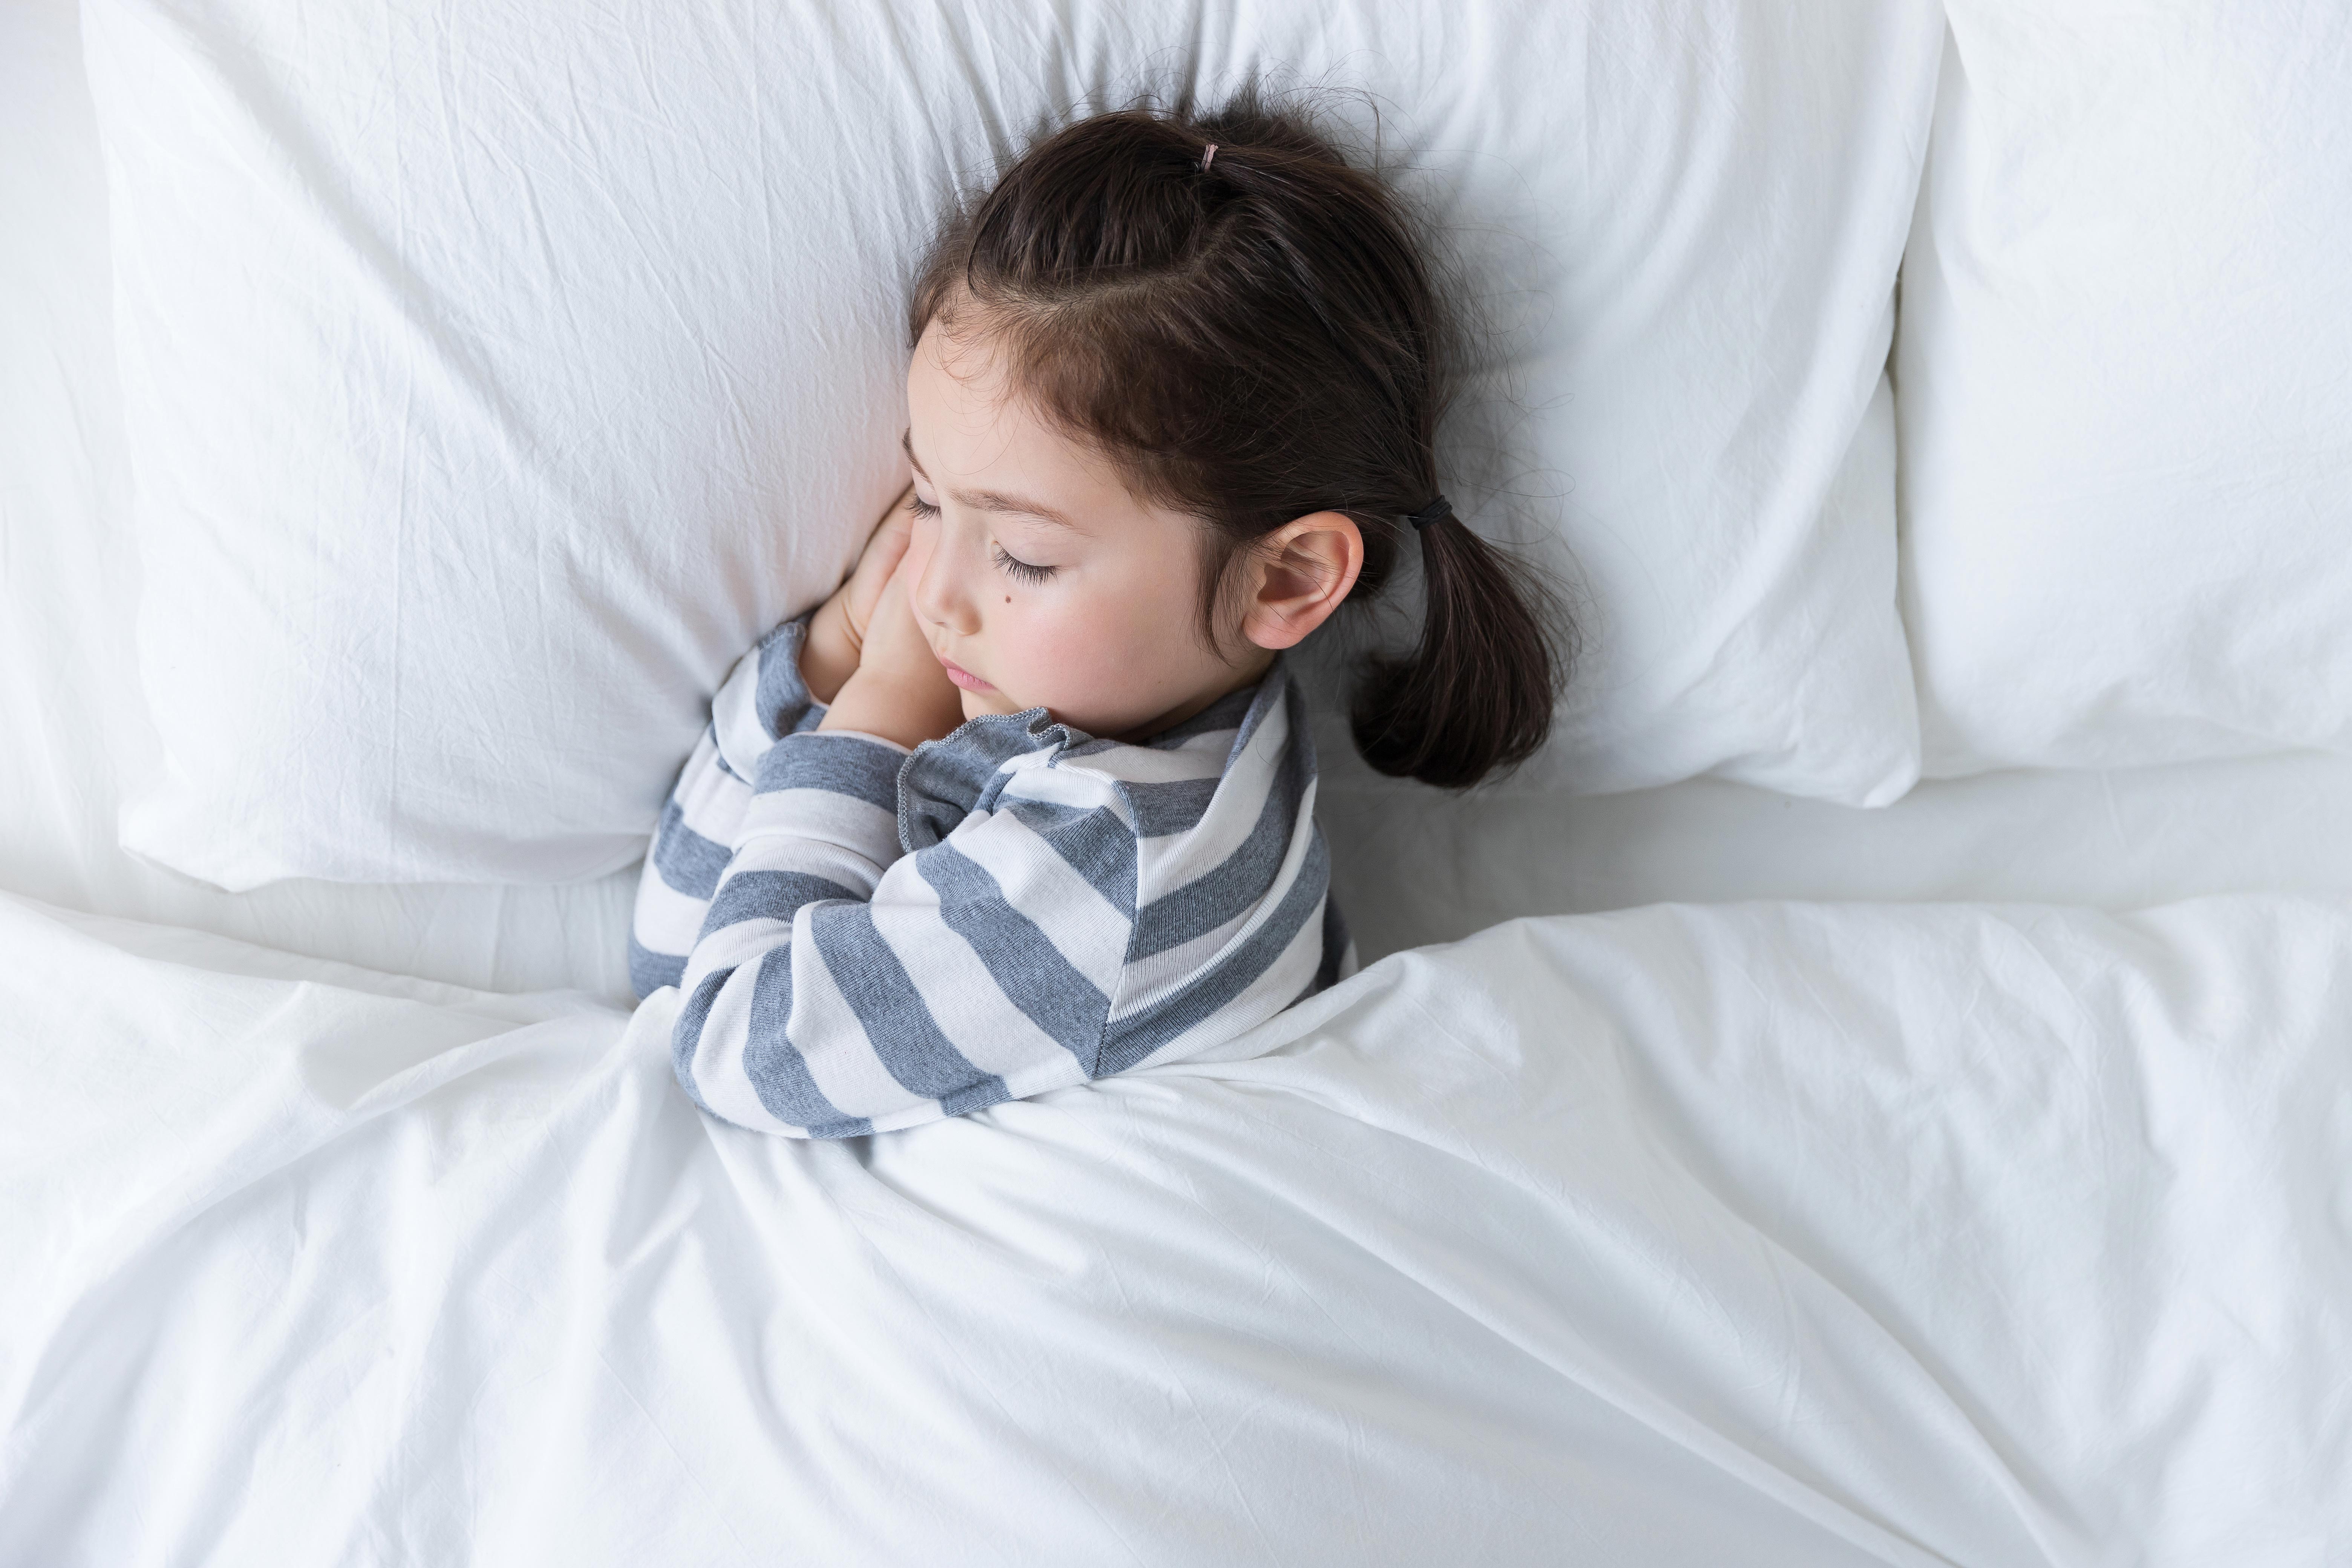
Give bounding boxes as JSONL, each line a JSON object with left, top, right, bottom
{"left": 903, "top": 429, "right": 1081, "bottom": 531}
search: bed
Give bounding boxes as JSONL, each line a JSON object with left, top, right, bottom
{"left": 4, "top": 0, "right": 2349, "bottom": 1561}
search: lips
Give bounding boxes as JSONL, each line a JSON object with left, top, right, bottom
{"left": 936, "top": 652, "right": 994, "bottom": 692}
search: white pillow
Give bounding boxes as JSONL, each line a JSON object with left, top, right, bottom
{"left": 1897, "top": 4, "right": 2352, "bottom": 777}
{"left": 85, "top": 0, "right": 1941, "bottom": 888}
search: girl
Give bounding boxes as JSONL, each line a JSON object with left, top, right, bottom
{"left": 630, "top": 95, "right": 1566, "bottom": 1138}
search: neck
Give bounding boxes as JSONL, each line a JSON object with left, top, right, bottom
{"left": 1109, "top": 648, "right": 1277, "bottom": 744}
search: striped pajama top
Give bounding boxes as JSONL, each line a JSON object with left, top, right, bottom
{"left": 629, "top": 611, "right": 1354, "bottom": 1138}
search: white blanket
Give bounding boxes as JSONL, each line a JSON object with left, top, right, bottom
{"left": 3, "top": 891, "right": 2345, "bottom": 1564}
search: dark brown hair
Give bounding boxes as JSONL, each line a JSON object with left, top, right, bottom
{"left": 909, "top": 90, "right": 1568, "bottom": 787}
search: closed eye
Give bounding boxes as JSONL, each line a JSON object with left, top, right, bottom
{"left": 992, "top": 544, "right": 1056, "bottom": 584}
{"left": 906, "top": 489, "right": 1055, "bottom": 581}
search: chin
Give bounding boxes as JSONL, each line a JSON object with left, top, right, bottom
{"left": 960, "top": 688, "right": 1027, "bottom": 722}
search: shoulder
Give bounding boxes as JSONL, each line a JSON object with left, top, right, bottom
{"left": 1096, "top": 663, "right": 1332, "bottom": 1072}
{"left": 1031, "top": 663, "right": 1319, "bottom": 916}
{"left": 1072, "top": 661, "right": 1315, "bottom": 844}
{"left": 893, "top": 661, "right": 1318, "bottom": 866}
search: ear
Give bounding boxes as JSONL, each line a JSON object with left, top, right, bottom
{"left": 1237, "top": 511, "right": 1364, "bottom": 652}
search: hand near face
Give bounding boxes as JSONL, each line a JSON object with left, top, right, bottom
{"left": 816, "top": 549, "right": 966, "bottom": 750}
{"left": 801, "top": 485, "right": 917, "bottom": 704}
{"left": 837, "top": 486, "right": 917, "bottom": 645}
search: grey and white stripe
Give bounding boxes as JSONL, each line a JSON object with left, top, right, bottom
{"left": 629, "top": 611, "right": 1355, "bottom": 1138}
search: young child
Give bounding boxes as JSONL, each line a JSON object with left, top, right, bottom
{"left": 630, "top": 96, "right": 1566, "bottom": 1138}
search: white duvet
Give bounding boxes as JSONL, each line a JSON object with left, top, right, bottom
{"left": 3, "top": 890, "right": 2345, "bottom": 1564}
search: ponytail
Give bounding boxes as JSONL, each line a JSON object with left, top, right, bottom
{"left": 1351, "top": 513, "right": 1568, "bottom": 788}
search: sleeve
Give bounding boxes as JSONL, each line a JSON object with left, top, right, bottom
{"left": 668, "top": 715, "right": 1139, "bottom": 1139}
{"left": 672, "top": 671, "right": 1337, "bottom": 1142}
{"left": 628, "top": 611, "right": 840, "bottom": 999}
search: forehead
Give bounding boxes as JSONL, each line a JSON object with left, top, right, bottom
{"left": 906, "top": 322, "right": 1070, "bottom": 472}
{"left": 905, "top": 320, "right": 1178, "bottom": 539}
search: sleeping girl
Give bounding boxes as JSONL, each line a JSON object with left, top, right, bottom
{"left": 629, "top": 94, "right": 1566, "bottom": 1137}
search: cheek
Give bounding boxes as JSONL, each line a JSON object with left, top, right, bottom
{"left": 997, "top": 595, "right": 1121, "bottom": 679}
{"left": 998, "top": 577, "right": 1208, "bottom": 704}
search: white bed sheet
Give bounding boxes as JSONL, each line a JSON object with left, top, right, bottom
{"left": 11, "top": 0, "right": 2352, "bottom": 997}
{"left": 5, "top": 888, "right": 2344, "bottom": 1562}
{"left": 10, "top": 6, "right": 2352, "bottom": 1558}
{"left": 1313, "top": 732, "right": 2352, "bottom": 963}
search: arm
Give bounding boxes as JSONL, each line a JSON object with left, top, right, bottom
{"left": 667, "top": 558, "right": 1018, "bottom": 1132}
{"left": 674, "top": 663, "right": 1340, "bottom": 1139}
{"left": 629, "top": 486, "right": 936, "bottom": 999}
{"left": 629, "top": 612, "right": 830, "bottom": 998}
{"left": 669, "top": 731, "right": 1138, "bottom": 1136}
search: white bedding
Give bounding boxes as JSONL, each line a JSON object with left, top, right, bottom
{"left": 9, "top": 3, "right": 2352, "bottom": 1556}
{"left": 1899, "top": 2, "right": 2352, "bottom": 778}
{"left": 1314, "top": 737, "right": 2352, "bottom": 962}
{"left": 13, "top": 0, "right": 2352, "bottom": 995}
{"left": 6, "top": 889, "right": 2345, "bottom": 1562}
{"left": 0, "top": 0, "right": 634, "bottom": 996}
{"left": 79, "top": 0, "right": 1940, "bottom": 891}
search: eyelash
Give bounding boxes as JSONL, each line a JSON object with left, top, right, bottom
{"left": 991, "top": 544, "right": 1057, "bottom": 585}
{"left": 905, "top": 492, "right": 1058, "bottom": 584}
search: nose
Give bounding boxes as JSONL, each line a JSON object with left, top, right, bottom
{"left": 908, "top": 519, "right": 981, "bottom": 638}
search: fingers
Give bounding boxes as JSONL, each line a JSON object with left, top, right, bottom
{"left": 861, "top": 484, "right": 916, "bottom": 567}
{"left": 869, "top": 487, "right": 914, "bottom": 554}
{"left": 890, "top": 528, "right": 925, "bottom": 585}
{"left": 842, "top": 488, "right": 921, "bottom": 643}
{"left": 864, "top": 493, "right": 916, "bottom": 568}
{"left": 861, "top": 518, "right": 914, "bottom": 590}
{"left": 871, "top": 555, "right": 932, "bottom": 639}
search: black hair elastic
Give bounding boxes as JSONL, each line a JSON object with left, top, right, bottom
{"left": 1406, "top": 495, "right": 1454, "bottom": 531}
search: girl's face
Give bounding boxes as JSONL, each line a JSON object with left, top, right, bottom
{"left": 900, "top": 318, "right": 1275, "bottom": 740}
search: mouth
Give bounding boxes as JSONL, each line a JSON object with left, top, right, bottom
{"left": 935, "top": 651, "right": 995, "bottom": 692}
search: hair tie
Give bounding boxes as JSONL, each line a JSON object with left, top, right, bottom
{"left": 1406, "top": 494, "right": 1454, "bottom": 531}
{"left": 1199, "top": 142, "right": 1218, "bottom": 172}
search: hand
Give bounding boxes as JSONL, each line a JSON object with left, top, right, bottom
{"left": 802, "top": 485, "right": 916, "bottom": 703}
{"left": 817, "top": 551, "right": 966, "bottom": 750}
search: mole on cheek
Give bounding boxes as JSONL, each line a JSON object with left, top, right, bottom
{"left": 1004, "top": 595, "right": 1011, "bottom": 603}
